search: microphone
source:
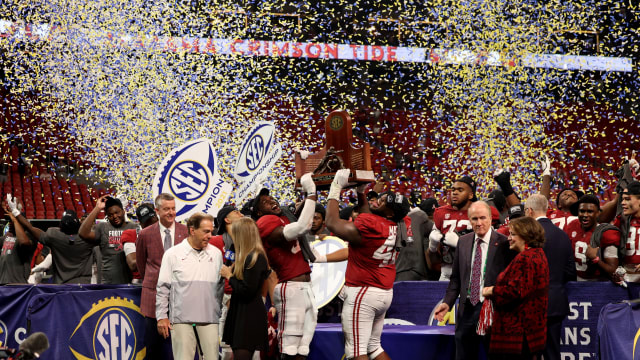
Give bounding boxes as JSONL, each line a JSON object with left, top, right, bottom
{"left": 17, "top": 332, "right": 49, "bottom": 359}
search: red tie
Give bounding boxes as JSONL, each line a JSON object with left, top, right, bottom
{"left": 469, "top": 238, "right": 483, "bottom": 305}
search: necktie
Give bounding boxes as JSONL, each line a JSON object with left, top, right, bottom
{"left": 164, "top": 229, "right": 172, "bottom": 251}
{"left": 469, "top": 238, "right": 483, "bottom": 305}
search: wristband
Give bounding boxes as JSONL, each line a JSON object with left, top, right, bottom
{"left": 11, "top": 209, "right": 21, "bottom": 217}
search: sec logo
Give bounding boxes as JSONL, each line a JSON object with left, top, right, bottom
{"left": 234, "top": 122, "right": 276, "bottom": 180}
{"left": 69, "top": 296, "right": 144, "bottom": 360}
{"left": 93, "top": 308, "right": 136, "bottom": 360}
{"left": 169, "top": 160, "right": 209, "bottom": 202}
{"left": 233, "top": 122, "right": 283, "bottom": 203}
{"left": 246, "top": 134, "right": 265, "bottom": 171}
{"left": 310, "top": 236, "right": 347, "bottom": 308}
{"left": 154, "top": 138, "right": 232, "bottom": 221}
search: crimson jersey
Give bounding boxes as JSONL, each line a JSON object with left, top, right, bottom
{"left": 433, "top": 205, "right": 472, "bottom": 234}
{"left": 207, "top": 235, "right": 225, "bottom": 255}
{"left": 120, "top": 229, "right": 142, "bottom": 280}
{"left": 497, "top": 224, "right": 510, "bottom": 237}
{"left": 257, "top": 215, "right": 311, "bottom": 282}
{"left": 345, "top": 213, "right": 413, "bottom": 289}
{"left": 433, "top": 205, "right": 471, "bottom": 264}
{"left": 208, "top": 235, "right": 231, "bottom": 294}
{"left": 565, "top": 221, "right": 620, "bottom": 280}
{"left": 547, "top": 209, "right": 578, "bottom": 231}
{"left": 612, "top": 215, "right": 640, "bottom": 266}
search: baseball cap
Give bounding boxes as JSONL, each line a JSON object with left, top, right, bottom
{"left": 60, "top": 209, "right": 81, "bottom": 235}
{"left": 456, "top": 176, "right": 477, "bottom": 201}
{"left": 136, "top": 203, "right": 156, "bottom": 225}
{"left": 623, "top": 181, "right": 640, "bottom": 196}
{"left": 508, "top": 204, "right": 525, "bottom": 220}
{"left": 216, "top": 205, "right": 238, "bottom": 234}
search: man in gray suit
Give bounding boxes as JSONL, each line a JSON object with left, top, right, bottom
{"left": 434, "top": 201, "right": 515, "bottom": 360}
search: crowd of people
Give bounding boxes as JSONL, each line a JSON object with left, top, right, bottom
{"left": 1, "top": 155, "right": 640, "bottom": 360}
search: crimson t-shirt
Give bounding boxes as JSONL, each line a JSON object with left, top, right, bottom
{"left": 256, "top": 215, "right": 310, "bottom": 282}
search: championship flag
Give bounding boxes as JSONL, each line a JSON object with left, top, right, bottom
{"left": 233, "top": 122, "right": 282, "bottom": 203}
{"left": 153, "top": 138, "right": 232, "bottom": 220}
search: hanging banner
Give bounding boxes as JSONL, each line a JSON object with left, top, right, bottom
{"left": 153, "top": 138, "right": 232, "bottom": 220}
{"left": 27, "top": 287, "right": 145, "bottom": 360}
{"left": 233, "top": 122, "right": 282, "bottom": 203}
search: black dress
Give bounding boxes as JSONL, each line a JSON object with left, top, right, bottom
{"left": 222, "top": 252, "right": 269, "bottom": 351}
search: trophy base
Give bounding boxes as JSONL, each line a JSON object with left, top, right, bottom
{"left": 296, "top": 170, "right": 375, "bottom": 191}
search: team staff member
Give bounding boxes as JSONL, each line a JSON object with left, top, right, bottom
{"left": 434, "top": 201, "right": 515, "bottom": 360}
{"left": 137, "top": 193, "right": 189, "bottom": 360}
{"left": 325, "top": 169, "right": 412, "bottom": 360}
{"left": 250, "top": 173, "right": 317, "bottom": 359}
{"left": 79, "top": 195, "right": 137, "bottom": 283}
{"left": 156, "top": 212, "right": 223, "bottom": 360}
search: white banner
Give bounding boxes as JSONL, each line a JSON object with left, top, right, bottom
{"left": 0, "top": 20, "right": 632, "bottom": 72}
{"left": 153, "top": 138, "right": 232, "bottom": 221}
{"left": 233, "top": 121, "right": 282, "bottom": 203}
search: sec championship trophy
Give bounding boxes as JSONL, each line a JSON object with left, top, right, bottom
{"left": 295, "top": 110, "right": 375, "bottom": 190}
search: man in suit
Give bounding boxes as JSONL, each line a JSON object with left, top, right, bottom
{"left": 525, "top": 194, "right": 576, "bottom": 360}
{"left": 434, "top": 201, "right": 514, "bottom": 360}
{"left": 136, "top": 193, "right": 188, "bottom": 359}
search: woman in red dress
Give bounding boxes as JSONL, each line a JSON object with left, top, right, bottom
{"left": 482, "top": 216, "right": 549, "bottom": 360}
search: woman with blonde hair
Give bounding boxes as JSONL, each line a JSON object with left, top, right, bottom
{"left": 220, "top": 217, "right": 270, "bottom": 360}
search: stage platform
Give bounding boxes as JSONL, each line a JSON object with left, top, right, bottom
{"left": 309, "top": 323, "right": 456, "bottom": 360}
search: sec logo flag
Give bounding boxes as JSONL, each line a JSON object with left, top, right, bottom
{"left": 153, "top": 138, "right": 232, "bottom": 220}
{"left": 234, "top": 122, "right": 282, "bottom": 203}
{"left": 310, "top": 236, "right": 347, "bottom": 308}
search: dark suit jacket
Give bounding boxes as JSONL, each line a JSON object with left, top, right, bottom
{"left": 136, "top": 222, "right": 188, "bottom": 318}
{"left": 538, "top": 217, "right": 576, "bottom": 317}
{"left": 443, "top": 229, "right": 514, "bottom": 321}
